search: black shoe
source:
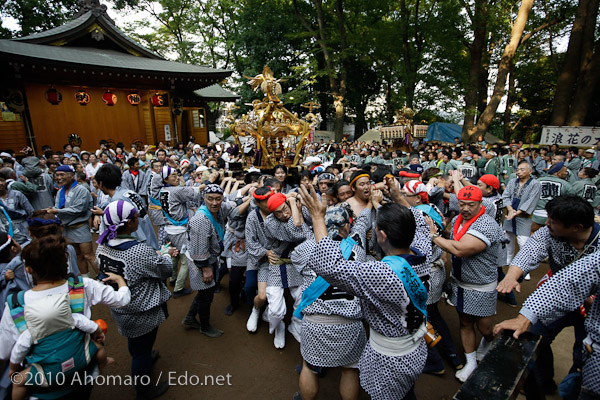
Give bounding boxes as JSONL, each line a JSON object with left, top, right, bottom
{"left": 214, "top": 282, "right": 221, "bottom": 293}
{"left": 181, "top": 316, "right": 201, "bottom": 330}
{"left": 224, "top": 304, "right": 238, "bottom": 316}
{"left": 293, "top": 392, "right": 302, "bottom": 400}
{"left": 173, "top": 288, "right": 192, "bottom": 298}
{"left": 136, "top": 379, "right": 169, "bottom": 400}
{"left": 543, "top": 380, "right": 558, "bottom": 395}
{"left": 151, "top": 350, "right": 160, "bottom": 364}
{"left": 498, "top": 293, "right": 518, "bottom": 308}
{"left": 200, "top": 325, "right": 224, "bottom": 338}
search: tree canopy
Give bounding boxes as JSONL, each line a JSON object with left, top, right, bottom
{"left": 2, "top": 0, "right": 598, "bottom": 142}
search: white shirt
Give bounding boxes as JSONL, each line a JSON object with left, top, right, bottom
{"left": 85, "top": 162, "right": 101, "bottom": 178}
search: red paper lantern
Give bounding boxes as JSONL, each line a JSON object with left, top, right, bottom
{"left": 127, "top": 93, "right": 141, "bottom": 105}
{"left": 46, "top": 88, "right": 62, "bottom": 105}
{"left": 75, "top": 91, "right": 90, "bottom": 105}
{"left": 151, "top": 94, "right": 167, "bottom": 107}
{"left": 102, "top": 90, "right": 117, "bottom": 106}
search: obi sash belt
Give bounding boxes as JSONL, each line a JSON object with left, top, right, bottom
{"left": 451, "top": 205, "right": 486, "bottom": 283}
{"left": 58, "top": 181, "right": 78, "bottom": 209}
{"left": 293, "top": 237, "right": 358, "bottom": 320}
{"left": 510, "top": 177, "right": 533, "bottom": 234}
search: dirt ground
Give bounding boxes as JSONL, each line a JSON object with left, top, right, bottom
{"left": 84, "top": 259, "right": 574, "bottom": 400}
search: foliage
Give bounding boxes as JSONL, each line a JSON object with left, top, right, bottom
{"left": 1, "top": 0, "right": 79, "bottom": 36}
{"left": 2, "top": 0, "right": 597, "bottom": 137}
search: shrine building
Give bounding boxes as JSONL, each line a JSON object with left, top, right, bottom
{"left": 0, "top": 0, "right": 238, "bottom": 154}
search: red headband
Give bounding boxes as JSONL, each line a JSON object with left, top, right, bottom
{"left": 457, "top": 185, "right": 483, "bottom": 201}
{"left": 399, "top": 171, "right": 421, "bottom": 178}
{"left": 267, "top": 193, "right": 287, "bottom": 212}
{"left": 479, "top": 174, "right": 500, "bottom": 190}
{"left": 253, "top": 187, "right": 274, "bottom": 201}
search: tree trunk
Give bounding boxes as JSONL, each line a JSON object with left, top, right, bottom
{"left": 385, "top": 72, "right": 394, "bottom": 124}
{"left": 462, "top": 0, "right": 488, "bottom": 141}
{"left": 503, "top": 60, "right": 516, "bottom": 142}
{"left": 471, "top": 0, "right": 534, "bottom": 140}
{"left": 550, "top": 0, "right": 592, "bottom": 125}
{"left": 478, "top": 35, "right": 493, "bottom": 115}
{"left": 566, "top": 0, "right": 600, "bottom": 125}
{"left": 566, "top": 40, "right": 600, "bottom": 125}
{"left": 315, "top": 52, "right": 329, "bottom": 127}
{"left": 400, "top": 0, "right": 420, "bottom": 108}
{"left": 335, "top": 0, "right": 348, "bottom": 142}
{"left": 354, "top": 101, "right": 367, "bottom": 139}
{"left": 293, "top": 0, "right": 346, "bottom": 139}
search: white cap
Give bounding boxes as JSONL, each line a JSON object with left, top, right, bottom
{"left": 302, "top": 156, "right": 321, "bottom": 166}
{"left": 196, "top": 166, "right": 209, "bottom": 173}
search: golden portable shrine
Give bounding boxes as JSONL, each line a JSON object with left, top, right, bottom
{"left": 379, "top": 106, "right": 416, "bottom": 152}
{"left": 229, "top": 66, "right": 321, "bottom": 168}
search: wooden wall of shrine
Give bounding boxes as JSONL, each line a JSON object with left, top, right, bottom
{"left": 0, "top": 84, "right": 211, "bottom": 154}
{"left": 0, "top": 113, "right": 28, "bottom": 152}
{"left": 26, "top": 83, "right": 153, "bottom": 151}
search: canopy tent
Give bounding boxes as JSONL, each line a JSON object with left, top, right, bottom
{"left": 424, "top": 123, "right": 461, "bottom": 143}
{"left": 356, "top": 129, "right": 382, "bottom": 144}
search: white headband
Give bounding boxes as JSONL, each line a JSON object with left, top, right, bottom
{"left": 0, "top": 235, "right": 12, "bottom": 252}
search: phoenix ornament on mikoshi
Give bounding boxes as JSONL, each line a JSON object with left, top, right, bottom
{"left": 230, "top": 65, "right": 311, "bottom": 168}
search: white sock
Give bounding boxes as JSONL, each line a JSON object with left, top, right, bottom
{"left": 478, "top": 337, "right": 491, "bottom": 349}
{"left": 465, "top": 351, "right": 476, "bottom": 365}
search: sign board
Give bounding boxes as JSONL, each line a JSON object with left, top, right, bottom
{"left": 164, "top": 124, "right": 171, "bottom": 141}
{"left": 540, "top": 126, "right": 600, "bottom": 147}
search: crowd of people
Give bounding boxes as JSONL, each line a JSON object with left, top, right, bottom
{"left": 0, "top": 136, "right": 598, "bottom": 400}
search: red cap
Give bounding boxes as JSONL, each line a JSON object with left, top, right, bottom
{"left": 267, "top": 193, "right": 287, "bottom": 212}
{"left": 479, "top": 174, "right": 500, "bottom": 190}
{"left": 457, "top": 185, "right": 483, "bottom": 202}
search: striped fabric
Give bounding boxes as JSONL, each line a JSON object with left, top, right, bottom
{"left": 8, "top": 291, "right": 27, "bottom": 333}
{"left": 67, "top": 276, "right": 85, "bottom": 314}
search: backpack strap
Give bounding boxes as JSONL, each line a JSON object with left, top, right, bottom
{"left": 7, "top": 291, "right": 28, "bottom": 333}
{"left": 67, "top": 275, "right": 85, "bottom": 314}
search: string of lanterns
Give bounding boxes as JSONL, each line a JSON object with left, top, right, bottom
{"left": 45, "top": 88, "right": 169, "bottom": 108}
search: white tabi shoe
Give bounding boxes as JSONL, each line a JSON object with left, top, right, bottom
{"left": 246, "top": 308, "right": 260, "bottom": 333}
{"left": 274, "top": 321, "right": 286, "bottom": 349}
{"left": 455, "top": 361, "right": 477, "bottom": 383}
